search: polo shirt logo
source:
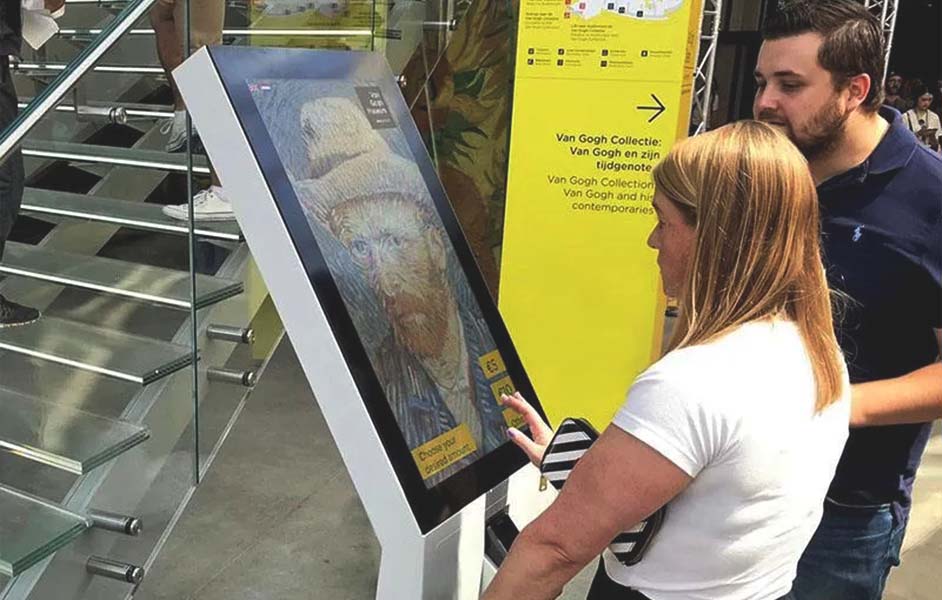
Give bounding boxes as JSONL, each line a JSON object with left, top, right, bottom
{"left": 852, "top": 225, "right": 864, "bottom": 242}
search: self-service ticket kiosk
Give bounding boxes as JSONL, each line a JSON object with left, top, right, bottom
{"left": 175, "top": 46, "right": 550, "bottom": 599}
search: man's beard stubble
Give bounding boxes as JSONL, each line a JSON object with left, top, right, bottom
{"left": 758, "top": 101, "right": 850, "bottom": 161}
{"left": 384, "top": 287, "right": 451, "bottom": 359}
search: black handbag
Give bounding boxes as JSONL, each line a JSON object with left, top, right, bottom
{"left": 539, "top": 417, "right": 667, "bottom": 566}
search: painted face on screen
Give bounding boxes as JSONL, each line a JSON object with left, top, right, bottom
{"left": 647, "top": 190, "right": 695, "bottom": 298}
{"left": 753, "top": 33, "right": 854, "bottom": 160}
{"left": 329, "top": 194, "right": 451, "bottom": 358}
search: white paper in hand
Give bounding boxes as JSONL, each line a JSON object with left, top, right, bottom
{"left": 21, "top": 9, "right": 59, "bottom": 50}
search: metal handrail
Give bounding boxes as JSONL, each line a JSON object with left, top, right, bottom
{"left": 13, "top": 62, "right": 165, "bottom": 74}
{"left": 0, "top": 0, "right": 156, "bottom": 164}
{"left": 22, "top": 148, "right": 212, "bottom": 174}
{"left": 57, "top": 28, "right": 375, "bottom": 37}
{"left": 63, "top": 0, "right": 249, "bottom": 4}
{"left": 18, "top": 100, "right": 173, "bottom": 119}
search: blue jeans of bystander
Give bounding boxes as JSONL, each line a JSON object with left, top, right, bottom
{"left": 792, "top": 498, "right": 907, "bottom": 600}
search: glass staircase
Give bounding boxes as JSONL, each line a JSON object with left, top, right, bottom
{"left": 0, "top": 0, "right": 476, "bottom": 597}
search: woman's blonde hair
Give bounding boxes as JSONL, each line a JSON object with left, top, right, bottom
{"left": 652, "top": 120, "right": 844, "bottom": 411}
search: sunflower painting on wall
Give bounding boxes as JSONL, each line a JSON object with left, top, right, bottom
{"left": 402, "top": 0, "right": 518, "bottom": 299}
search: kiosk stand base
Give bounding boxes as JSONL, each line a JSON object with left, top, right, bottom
{"left": 377, "top": 465, "right": 548, "bottom": 598}
{"left": 377, "top": 496, "right": 486, "bottom": 600}
{"left": 481, "top": 509, "right": 520, "bottom": 592}
{"left": 480, "top": 465, "right": 553, "bottom": 594}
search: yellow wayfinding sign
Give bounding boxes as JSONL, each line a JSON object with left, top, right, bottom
{"left": 501, "top": 0, "right": 702, "bottom": 429}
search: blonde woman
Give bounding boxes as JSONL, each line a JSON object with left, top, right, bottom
{"left": 482, "top": 121, "right": 850, "bottom": 600}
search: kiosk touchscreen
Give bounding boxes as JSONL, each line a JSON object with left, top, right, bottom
{"left": 175, "top": 46, "right": 547, "bottom": 598}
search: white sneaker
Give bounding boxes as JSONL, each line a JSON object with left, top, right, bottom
{"left": 162, "top": 187, "right": 235, "bottom": 221}
{"left": 160, "top": 110, "right": 192, "bottom": 153}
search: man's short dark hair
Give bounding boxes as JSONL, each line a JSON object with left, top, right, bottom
{"left": 763, "top": 0, "right": 885, "bottom": 112}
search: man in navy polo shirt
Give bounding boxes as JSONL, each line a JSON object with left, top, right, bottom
{"left": 753, "top": 1, "right": 942, "bottom": 598}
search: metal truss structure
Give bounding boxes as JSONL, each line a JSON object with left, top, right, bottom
{"left": 863, "top": 0, "right": 901, "bottom": 80}
{"left": 690, "top": 0, "right": 723, "bottom": 135}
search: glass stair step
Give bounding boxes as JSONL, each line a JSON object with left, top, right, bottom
{"left": 21, "top": 140, "right": 211, "bottom": 174}
{"left": 0, "top": 387, "right": 150, "bottom": 475}
{"left": 0, "top": 316, "right": 193, "bottom": 385}
{"left": 0, "top": 484, "right": 91, "bottom": 577}
{"left": 0, "top": 242, "right": 243, "bottom": 310}
{"left": 20, "top": 188, "right": 242, "bottom": 241}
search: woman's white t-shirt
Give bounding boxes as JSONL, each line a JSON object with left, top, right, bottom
{"left": 605, "top": 319, "right": 850, "bottom": 600}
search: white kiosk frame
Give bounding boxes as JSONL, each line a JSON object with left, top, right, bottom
{"left": 175, "top": 46, "right": 547, "bottom": 599}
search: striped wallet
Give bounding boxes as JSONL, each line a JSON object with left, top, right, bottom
{"left": 539, "top": 417, "right": 666, "bottom": 566}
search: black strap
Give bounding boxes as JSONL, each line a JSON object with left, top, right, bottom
{"left": 585, "top": 560, "right": 650, "bottom": 600}
{"left": 541, "top": 418, "right": 667, "bottom": 567}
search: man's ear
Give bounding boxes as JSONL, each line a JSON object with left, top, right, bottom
{"left": 846, "top": 73, "right": 872, "bottom": 112}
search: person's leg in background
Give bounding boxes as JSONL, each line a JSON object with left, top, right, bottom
{"left": 0, "top": 56, "right": 40, "bottom": 327}
{"left": 153, "top": 0, "right": 233, "bottom": 221}
{"left": 792, "top": 501, "right": 907, "bottom": 600}
{"left": 151, "top": 0, "right": 190, "bottom": 152}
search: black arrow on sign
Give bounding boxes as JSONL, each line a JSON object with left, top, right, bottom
{"left": 637, "top": 94, "right": 666, "bottom": 123}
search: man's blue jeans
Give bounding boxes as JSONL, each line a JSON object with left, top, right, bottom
{"left": 792, "top": 498, "right": 907, "bottom": 600}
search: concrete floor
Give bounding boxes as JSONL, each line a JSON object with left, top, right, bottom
{"left": 134, "top": 338, "right": 381, "bottom": 600}
{"left": 885, "top": 421, "right": 942, "bottom": 600}
{"left": 135, "top": 338, "right": 942, "bottom": 599}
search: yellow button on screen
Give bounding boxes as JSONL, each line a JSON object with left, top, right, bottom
{"left": 478, "top": 350, "right": 508, "bottom": 380}
{"left": 503, "top": 408, "right": 526, "bottom": 429}
{"left": 490, "top": 376, "right": 516, "bottom": 405}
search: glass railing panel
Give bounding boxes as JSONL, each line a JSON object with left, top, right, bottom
{"left": 238, "top": 0, "right": 377, "bottom": 51}
{"left": 40, "top": 372, "right": 200, "bottom": 599}
{"left": 181, "top": 0, "right": 381, "bottom": 489}
{"left": 12, "top": 19, "right": 192, "bottom": 166}
{"left": 0, "top": 2, "right": 258, "bottom": 598}
{"left": 0, "top": 387, "right": 150, "bottom": 474}
{"left": 395, "top": 0, "right": 515, "bottom": 297}
{"left": 0, "top": 362, "right": 202, "bottom": 598}
{"left": 196, "top": 295, "right": 284, "bottom": 474}
{"left": 384, "top": 0, "right": 462, "bottom": 78}
{"left": 9, "top": 6, "right": 150, "bottom": 116}
{"left": 0, "top": 484, "right": 91, "bottom": 578}
{"left": 0, "top": 0, "right": 156, "bottom": 151}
